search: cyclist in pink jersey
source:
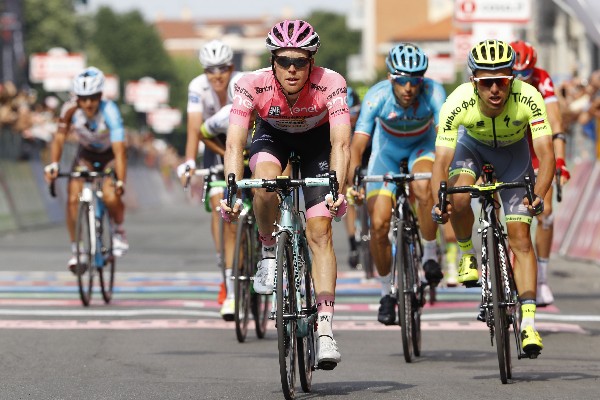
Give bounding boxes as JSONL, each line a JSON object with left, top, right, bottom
{"left": 511, "top": 40, "right": 571, "bottom": 306}
{"left": 221, "top": 20, "right": 350, "bottom": 369}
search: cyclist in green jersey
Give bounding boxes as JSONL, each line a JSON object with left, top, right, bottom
{"left": 431, "top": 40, "right": 555, "bottom": 356}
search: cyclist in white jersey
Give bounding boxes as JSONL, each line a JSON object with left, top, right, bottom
{"left": 44, "top": 67, "right": 128, "bottom": 273}
{"left": 176, "top": 40, "right": 243, "bottom": 320}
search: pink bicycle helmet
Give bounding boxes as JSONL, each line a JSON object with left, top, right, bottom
{"left": 266, "top": 20, "right": 320, "bottom": 54}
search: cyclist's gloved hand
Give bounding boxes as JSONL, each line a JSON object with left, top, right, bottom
{"left": 531, "top": 195, "right": 544, "bottom": 216}
{"left": 176, "top": 159, "right": 196, "bottom": 178}
{"left": 325, "top": 194, "right": 347, "bottom": 220}
{"left": 556, "top": 158, "right": 570, "bottom": 182}
{"left": 431, "top": 204, "right": 446, "bottom": 224}
{"left": 44, "top": 162, "right": 59, "bottom": 182}
{"left": 218, "top": 198, "right": 242, "bottom": 222}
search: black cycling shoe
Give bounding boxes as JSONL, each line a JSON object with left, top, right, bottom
{"left": 476, "top": 302, "right": 486, "bottom": 322}
{"left": 348, "top": 250, "right": 359, "bottom": 269}
{"left": 377, "top": 295, "right": 396, "bottom": 325}
{"left": 423, "top": 259, "right": 444, "bottom": 287}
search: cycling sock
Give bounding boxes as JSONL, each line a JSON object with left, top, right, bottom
{"left": 537, "top": 258, "right": 549, "bottom": 284}
{"left": 70, "top": 242, "right": 77, "bottom": 254}
{"left": 349, "top": 236, "right": 357, "bottom": 251}
{"left": 422, "top": 239, "right": 437, "bottom": 262}
{"left": 216, "top": 252, "right": 223, "bottom": 269}
{"left": 224, "top": 268, "right": 233, "bottom": 298}
{"left": 379, "top": 273, "right": 391, "bottom": 297}
{"left": 446, "top": 242, "right": 459, "bottom": 268}
{"left": 520, "top": 300, "right": 536, "bottom": 330}
{"left": 316, "top": 294, "right": 335, "bottom": 337}
{"left": 457, "top": 237, "right": 475, "bottom": 256}
{"left": 259, "top": 231, "right": 276, "bottom": 247}
{"left": 261, "top": 245, "right": 275, "bottom": 259}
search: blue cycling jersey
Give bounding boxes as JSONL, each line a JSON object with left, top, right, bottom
{"left": 354, "top": 78, "right": 446, "bottom": 198}
{"left": 60, "top": 99, "right": 125, "bottom": 152}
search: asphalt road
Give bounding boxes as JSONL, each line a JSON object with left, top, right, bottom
{"left": 0, "top": 191, "right": 599, "bottom": 400}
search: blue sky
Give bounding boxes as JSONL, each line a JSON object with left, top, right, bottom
{"left": 85, "top": 0, "right": 350, "bottom": 21}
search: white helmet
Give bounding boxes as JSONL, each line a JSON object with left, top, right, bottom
{"left": 73, "top": 67, "right": 105, "bottom": 96}
{"left": 199, "top": 40, "right": 233, "bottom": 68}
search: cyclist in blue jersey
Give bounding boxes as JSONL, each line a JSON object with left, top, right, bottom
{"left": 343, "top": 86, "right": 364, "bottom": 269}
{"left": 347, "top": 44, "right": 446, "bottom": 325}
{"left": 44, "top": 67, "right": 128, "bottom": 273}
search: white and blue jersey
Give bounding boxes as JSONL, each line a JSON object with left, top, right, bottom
{"left": 60, "top": 99, "right": 125, "bottom": 153}
{"left": 354, "top": 78, "right": 446, "bottom": 197}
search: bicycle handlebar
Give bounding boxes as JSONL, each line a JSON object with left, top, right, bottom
{"left": 361, "top": 172, "right": 432, "bottom": 183}
{"left": 438, "top": 176, "right": 536, "bottom": 214}
{"left": 49, "top": 170, "right": 114, "bottom": 198}
{"left": 183, "top": 164, "right": 224, "bottom": 191}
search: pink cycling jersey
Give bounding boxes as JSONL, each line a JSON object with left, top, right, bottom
{"left": 229, "top": 66, "right": 350, "bottom": 132}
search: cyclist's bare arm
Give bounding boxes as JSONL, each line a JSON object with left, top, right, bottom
{"left": 184, "top": 111, "right": 203, "bottom": 161}
{"left": 329, "top": 123, "right": 351, "bottom": 204}
{"left": 200, "top": 136, "right": 225, "bottom": 157}
{"left": 531, "top": 135, "right": 555, "bottom": 203}
{"left": 431, "top": 145, "right": 454, "bottom": 210}
{"left": 111, "top": 140, "right": 127, "bottom": 188}
{"left": 546, "top": 100, "right": 569, "bottom": 184}
{"left": 347, "top": 132, "right": 370, "bottom": 187}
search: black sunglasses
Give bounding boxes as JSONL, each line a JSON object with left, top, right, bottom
{"left": 77, "top": 93, "right": 102, "bottom": 101}
{"left": 274, "top": 56, "right": 311, "bottom": 69}
{"left": 473, "top": 76, "right": 514, "bottom": 88}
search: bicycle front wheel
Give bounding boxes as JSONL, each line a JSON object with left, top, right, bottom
{"left": 276, "top": 231, "right": 297, "bottom": 400}
{"left": 297, "top": 238, "right": 315, "bottom": 393}
{"left": 75, "top": 202, "right": 94, "bottom": 307}
{"left": 98, "top": 209, "right": 115, "bottom": 304}
{"left": 489, "top": 229, "right": 510, "bottom": 383}
{"left": 396, "top": 220, "right": 415, "bottom": 363}
{"left": 233, "top": 215, "right": 252, "bottom": 343}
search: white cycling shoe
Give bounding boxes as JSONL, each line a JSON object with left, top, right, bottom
{"left": 253, "top": 257, "right": 276, "bottom": 294}
{"left": 112, "top": 231, "right": 129, "bottom": 257}
{"left": 536, "top": 283, "right": 554, "bottom": 306}
{"left": 317, "top": 335, "right": 341, "bottom": 370}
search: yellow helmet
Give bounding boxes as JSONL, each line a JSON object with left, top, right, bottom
{"left": 467, "top": 39, "right": 515, "bottom": 73}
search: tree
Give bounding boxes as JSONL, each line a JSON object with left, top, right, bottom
{"left": 23, "top": 0, "right": 84, "bottom": 53}
{"left": 307, "top": 11, "right": 361, "bottom": 78}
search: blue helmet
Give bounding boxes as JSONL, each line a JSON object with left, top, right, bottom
{"left": 385, "top": 43, "right": 428, "bottom": 76}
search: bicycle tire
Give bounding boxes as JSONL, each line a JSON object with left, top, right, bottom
{"left": 497, "top": 237, "right": 515, "bottom": 379}
{"left": 358, "top": 203, "right": 374, "bottom": 279}
{"left": 233, "top": 214, "right": 252, "bottom": 343}
{"left": 276, "top": 231, "right": 297, "bottom": 400}
{"left": 297, "top": 238, "right": 315, "bottom": 393}
{"left": 396, "top": 220, "right": 415, "bottom": 363}
{"left": 489, "top": 228, "right": 509, "bottom": 384}
{"left": 407, "top": 214, "right": 423, "bottom": 358}
{"left": 98, "top": 209, "right": 115, "bottom": 304}
{"left": 250, "top": 224, "right": 269, "bottom": 339}
{"left": 75, "top": 202, "right": 94, "bottom": 307}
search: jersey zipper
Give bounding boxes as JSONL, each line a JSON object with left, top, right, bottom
{"left": 491, "top": 117, "right": 498, "bottom": 148}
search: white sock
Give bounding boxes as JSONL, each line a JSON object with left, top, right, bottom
{"left": 422, "top": 239, "right": 437, "bottom": 262}
{"left": 537, "top": 258, "right": 549, "bottom": 284}
{"left": 225, "top": 268, "right": 233, "bottom": 298}
{"left": 262, "top": 245, "right": 275, "bottom": 258}
{"left": 379, "top": 273, "right": 391, "bottom": 297}
{"left": 71, "top": 242, "right": 77, "bottom": 254}
{"left": 317, "top": 312, "right": 333, "bottom": 337}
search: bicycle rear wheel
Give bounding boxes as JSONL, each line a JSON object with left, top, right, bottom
{"left": 98, "top": 209, "right": 115, "bottom": 304}
{"left": 297, "top": 239, "right": 315, "bottom": 393}
{"left": 396, "top": 220, "right": 415, "bottom": 363}
{"left": 75, "top": 202, "right": 94, "bottom": 307}
{"left": 233, "top": 215, "right": 252, "bottom": 343}
{"left": 489, "top": 229, "right": 510, "bottom": 383}
{"left": 276, "top": 231, "right": 297, "bottom": 400}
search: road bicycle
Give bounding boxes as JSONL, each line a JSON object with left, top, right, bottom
{"left": 356, "top": 162, "right": 433, "bottom": 363}
{"left": 438, "top": 163, "right": 538, "bottom": 384}
{"left": 226, "top": 155, "right": 339, "bottom": 400}
{"left": 352, "top": 166, "right": 374, "bottom": 279}
{"left": 186, "top": 165, "right": 269, "bottom": 342}
{"left": 50, "top": 167, "right": 116, "bottom": 307}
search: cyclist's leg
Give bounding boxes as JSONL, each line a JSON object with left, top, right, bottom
{"left": 447, "top": 137, "right": 481, "bottom": 285}
{"left": 409, "top": 148, "right": 443, "bottom": 285}
{"left": 534, "top": 185, "right": 555, "bottom": 306}
{"left": 443, "top": 223, "right": 459, "bottom": 286}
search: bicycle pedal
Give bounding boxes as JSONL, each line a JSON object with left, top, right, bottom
{"left": 316, "top": 361, "right": 337, "bottom": 370}
{"left": 463, "top": 280, "right": 482, "bottom": 288}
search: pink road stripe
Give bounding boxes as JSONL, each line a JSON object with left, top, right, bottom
{"left": 0, "top": 299, "right": 218, "bottom": 308}
{"left": 0, "top": 319, "right": 584, "bottom": 333}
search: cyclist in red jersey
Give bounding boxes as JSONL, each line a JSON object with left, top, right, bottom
{"left": 221, "top": 20, "right": 350, "bottom": 369}
{"left": 511, "top": 40, "right": 570, "bottom": 306}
